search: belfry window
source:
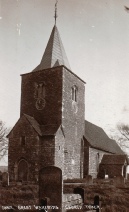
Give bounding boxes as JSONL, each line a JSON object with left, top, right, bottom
{"left": 72, "top": 86, "right": 78, "bottom": 102}
{"left": 34, "top": 82, "right": 45, "bottom": 99}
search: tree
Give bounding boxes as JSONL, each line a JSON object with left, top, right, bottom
{"left": 0, "top": 120, "right": 8, "bottom": 160}
{"left": 117, "top": 124, "right": 129, "bottom": 140}
{"left": 116, "top": 123, "right": 129, "bottom": 150}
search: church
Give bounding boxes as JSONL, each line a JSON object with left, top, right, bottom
{"left": 7, "top": 10, "right": 127, "bottom": 210}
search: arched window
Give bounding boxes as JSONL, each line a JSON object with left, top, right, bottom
{"left": 18, "top": 159, "right": 28, "bottom": 181}
{"left": 71, "top": 86, "right": 78, "bottom": 102}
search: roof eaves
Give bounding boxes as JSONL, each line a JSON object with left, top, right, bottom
{"left": 21, "top": 65, "right": 64, "bottom": 76}
{"left": 63, "top": 65, "right": 86, "bottom": 84}
{"left": 40, "top": 124, "right": 60, "bottom": 136}
{"left": 101, "top": 154, "right": 128, "bottom": 165}
{"left": 7, "top": 117, "right": 21, "bottom": 138}
{"left": 89, "top": 145, "right": 116, "bottom": 154}
{"left": 21, "top": 65, "right": 86, "bottom": 84}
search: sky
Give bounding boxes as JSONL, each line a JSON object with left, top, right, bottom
{"left": 0, "top": 0, "right": 129, "bottom": 139}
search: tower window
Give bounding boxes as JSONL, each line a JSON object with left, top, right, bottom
{"left": 34, "top": 82, "right": 45, "bottom": 99}
{"left": 71, "top": 86, "right": 78, "bottom": 102}
{"left": 21, "top": 136, "right": 26, "bottom": 146}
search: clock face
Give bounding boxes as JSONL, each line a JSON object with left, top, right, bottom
{"left": 35, "top": 98, "right": 45, "bottom": 110}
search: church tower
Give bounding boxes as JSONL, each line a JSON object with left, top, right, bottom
{"left": 8, "top": 5, "right": 85, "bottom": 187}
{"left": 20, "top": 25, "right": 71, "bottom": 126}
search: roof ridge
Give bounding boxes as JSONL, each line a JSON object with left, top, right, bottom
{"left": 55, "top": 26, "right": 64, "bottom": 65}
{"left": 50, "top": 25, "right": 55, "bottom": 68}
{"left": 85, "top": 120, "right": 102, "bottom": 130}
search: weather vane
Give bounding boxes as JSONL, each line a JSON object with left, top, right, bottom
{"left": 54, "top": 0, "right": 58, "bottom": 25}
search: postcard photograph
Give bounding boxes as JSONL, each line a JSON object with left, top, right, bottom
{"left": 0, "top": 0, "right": 129, "bottom": 211}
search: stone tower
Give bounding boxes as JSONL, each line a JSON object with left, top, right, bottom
{"left": 8, "top": 24, "right": 85, "bottom": 184}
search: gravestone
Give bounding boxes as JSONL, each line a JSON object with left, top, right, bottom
{"left": 105, "top": 174, "right": 108, "bottom": 179}
{"left": 39, "top": 166, "right": 62, "bottom": 212}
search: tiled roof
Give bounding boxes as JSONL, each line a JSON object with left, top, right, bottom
{"left": 101, "top": 154, "right": 129, "bottom": 165}
{"left": 24, "top": 114, "right": 42, "bottom": 136}
{"left": 33, "top": 25, "right": 70, "bottom": 71}
{"left": 84, "top": 120, "right": 123, "bottom": 154}
{"left": 24, "top": 114, "right": 59, "bottom": 136}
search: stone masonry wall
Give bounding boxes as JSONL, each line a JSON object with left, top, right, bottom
{"left": 8, "top": 116, "right": 40, "bottom": 182}
{"left": 39, "top": 136, "right": 55, "bottom": 168}
{"left": 89, "top": 147, "right": 112, "bottom": 178}
{"left": 83, "top": 139, "right": 89, "bottom": 177}
{"left": 21, "top": 66, "right": 63, "bottom": 125}
{"left": 55, "top": 127, "right": 65, "bottom": 174}
{"left": 62, "top": 67, "right": 85, "bottom": 179}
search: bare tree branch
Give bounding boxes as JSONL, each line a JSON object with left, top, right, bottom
{"left": 0, "top": 120, "right": 9, "bottom": 160}
{"left": 116, "top": 123, "right": 129, "bottom": 151}
{"left": 118, "top": 129, "right": 129, "bottom": 141}
{"left": 117, "top": 124, "right": 129, "bottom": 139}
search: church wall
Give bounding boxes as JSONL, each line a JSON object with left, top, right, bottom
{"left": 62, "top": 67, "right": 85, "bottom": 179}
{"left": 83, "top": 140, "right": 89, "bottom": 177}
{"left": 89, "top": 147, "right": 112, "bottom": 178}
{"left": 55, "top": 128, "right": 65, "bottom": 174}
{"left": 20, "top": 66, "right": 63, "bottom": 125}
{"left": 8, "top": 116, "right": 40, "bottom": 182}
{"left": 39, "top": 136, "right": 55, "bottom": 168}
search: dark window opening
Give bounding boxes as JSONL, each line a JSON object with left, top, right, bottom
{"left": 21, "top": 136, "right": 26, "bottom": 146}
{"left": 75, "top": 88, "right": 77, "bottom": 102}
{"left": 72, "top": 86, "right": 78, "bottom": 102}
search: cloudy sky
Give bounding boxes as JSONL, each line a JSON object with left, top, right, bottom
{"left": 0, "top": 0, "right": 129, "bottom": 137}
